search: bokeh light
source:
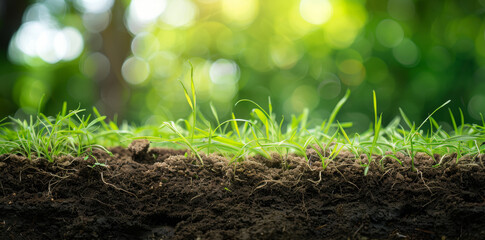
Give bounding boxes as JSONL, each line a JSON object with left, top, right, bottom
{"left": 83, "top": 11, "right": 111, "bottom": 33}
{"left": 299, "top": 0, "right": 332, "bottom": 25}
{"left": 468, "top": 95, "right": 485, "bottom": 120}
{"left": 122, "top": 57, "right": 150, "bottom": 85}
{"left": 74, "top": 0, "right": 114, "bottom": 14}
{"left": 11, "top": 22, "right": 84, "bottom": 64}
{"left": 209, "top": 59, "right": 240, "bottom": 85}
{"left": 376, "top": 19, "right": 404, "bottom": 48}
{"left": 393, "top": 38, "right": 419, "bottom": 66}
{"left": 81, "top": 52, "right": 111, "bottom": 80}
{"left": 126, "top": 0, "right": 167, "bottom": 33}
{"left": 3, "top": 0, "right": 485, "bottom": 130}
{"left": 9, "top": 2, "right": 85, "bottom": 65}
{"left": 160, "top": 0, "right": 197, "bottom": 28}
{"left": 318, "top": 73, "right": 341, "bottom": 100}
{"left": 222, "top": 0, "right": 259, "bottom": 27}
{"left": 286, "top": 85, "right": 320, "bottom": 113}
{"left": 131, "top": 32, "right": 160, "bottom": 58}
{"left": 322, "top": 1, "right": 367, "bottom": 49}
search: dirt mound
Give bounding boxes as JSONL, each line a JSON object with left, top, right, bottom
{"left": 1, "top": 143, "right": 484, "bottom": 239}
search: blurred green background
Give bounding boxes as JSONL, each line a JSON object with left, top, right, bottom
{"left": 1, "top": 0, "right": 485, "bottom": 132}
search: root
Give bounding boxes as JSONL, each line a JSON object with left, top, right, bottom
{"left": 47, "top": 178, "right": 62, "bottom": 197}
{"left": 334, "top": 167, "right": 359, "bottom": 190}
{"left": 100, "top": 172, "right": 137, "bottom": 198}
{"left": 379, "top": 168, "right": 392, "bottom": 181}
{"left": 416, "top": 169, "right": 432, "bottom": 194}
{"left": 85, "top": 197, "right": 116, "bottom": 209}
{"left": 250, "top": 174, "right": 303, "bottom": 195}
{"left": 190, "top": 193, "right": 204, "bottom": 202}
{"left": 301, "top": 193, "right": 310, "bottom": 220}
{"left": 307, "top": 171, "right": 322, "bottom": 185}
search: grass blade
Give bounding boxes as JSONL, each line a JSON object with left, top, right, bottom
{"left": 323, "top": 89, "right": 350, "bottom": 134}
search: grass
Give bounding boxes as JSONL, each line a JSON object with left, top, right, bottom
{"left": 1, "top": 73, "right": 485, "bottom": 171}
{"left": 0, "top": 103, "right": 123, "bottom": 162}
{"left": 146, "top": 71, "right": 485, "bottom": 171}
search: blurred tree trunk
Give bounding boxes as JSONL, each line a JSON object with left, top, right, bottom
{"left": 0, "top": 0, "right": 28, "bottom": 51}
{"left": 99, "top": 1, "right": 131, "bottom": 121}
{"left": 0, "top": 0, "right": 29, "bottom": 118}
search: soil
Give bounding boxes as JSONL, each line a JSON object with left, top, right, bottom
{"left": 1, "top": 140, "right": 485, "bottom": 240}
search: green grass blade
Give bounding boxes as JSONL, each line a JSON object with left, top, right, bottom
{"left": 449, "top": 108, "right": 458, "bottom": 134}
{"left": 180, "top": 81, "right": 194, "bottom": 110}
{"left": 399, "top": 108, "right": 413, "bottom": 130}
{"left": 338, "top": 121, "right": 352, "bottom": 145}
{"left": 323, "top": 89, "right": 350, "bottom": 134}
{"left": 231, "top": 113, "right": 241, "bottom": 140}
{"left": 416, "top": 100, "right": 451, "bottom": 133}
{"left": 459, "top": 108, "right": 464, "bottom": 135}
{"left": 210, "top": 102, "right": 220, "bottom": 127}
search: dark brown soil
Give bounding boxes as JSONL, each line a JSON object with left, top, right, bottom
{"left": 1, "top": 140, "right": 485, "bottom": 239}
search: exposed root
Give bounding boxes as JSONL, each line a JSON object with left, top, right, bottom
{"left": 307, "top": 171, "right": 322, "bottom": 185}
{"left": 190, "top": 193, "right": 204, "bottom": 202}
{"left": 335, "top": 167, "right": 360, "bottom": 190}
{"left": 417, "top": 169, "right": 432, "bottom": 194}
{"left": 84, "top": 197, "right": 116, "bottom": 209}
{"left": 379, "top": 168, "right": 392, "bottom": 181}
{"left": 250, "top": 174, "right": 304, "bottom": 195}
{"left": 100, "top": 172, "right": 137, "bottom": 198}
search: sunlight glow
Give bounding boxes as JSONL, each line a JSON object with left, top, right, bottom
{"left": 59, "top": 27, "right": 84, "bottom": 61}
{"left": 299, "top": 0, "right": 333, "bottom": 25}
{"left": 75, "top": 0, "right": 114, "bottom": 14}
{"left": 83, "top": 11, "right": 111, "bottom": 33}
{"left": 132, "top": 32, "right": 160, "bottom": 58}
{"left": 126, "top": 0, "right": 167, "bottom": 33}
{"left": 160, "top": 0, "right": 197, "bottom": 28}
{"left": 149, "top": 51, "right": 178, "bottom": 78}
{"left": 209, "top": 59, "right": 240, "bottom": 85}
{"left": 222, "top": 0, "right": 259, "bottom": 27}
{"left": 322, "top": 2, "right": 367, "bottom": 49}
{"left": 122, "top": 57, "right": 151, "bottom": 85}
{"left": 15, "top": 21, "right": 46, "bottom": 57}
{"left": 23, "top": 3, "right": 54, "bottom": 23}
{"left": 12, "top": 21, "right": 83, "bottom": 64}
{"left": 270, "top": 39, "right": 302, "bottom": 69}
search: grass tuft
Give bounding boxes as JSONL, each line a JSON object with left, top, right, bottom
{"left": 2, "top": 70, "right": 484, "bottom": 174}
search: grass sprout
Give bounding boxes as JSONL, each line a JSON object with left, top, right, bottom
{"left": 142, "top": 69, "right": 485, "bottom": 172}
{"left": 2, "top": 68, "right": 485, "bottom": 173}
{"left": 0, "top": 103, "right": 122, "bottom": 162}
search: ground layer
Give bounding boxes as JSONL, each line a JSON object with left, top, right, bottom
{"left": 1, "top": 142, "right": 485, "bottom": 240}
